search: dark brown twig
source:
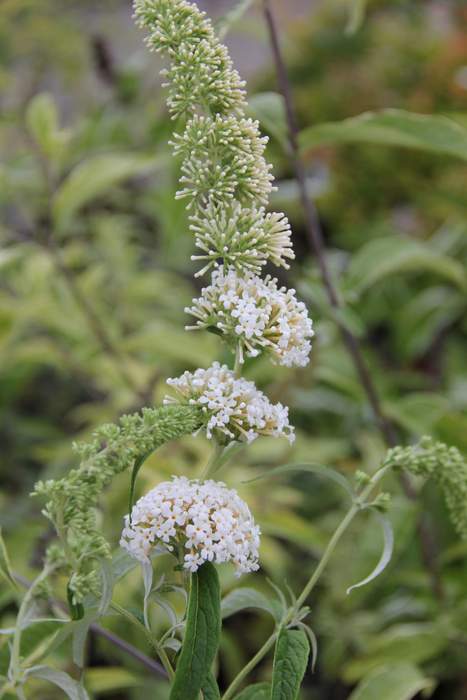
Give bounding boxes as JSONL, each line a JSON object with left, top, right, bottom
{"left": 262, "top": 0, "right": 443, "bottom": 600}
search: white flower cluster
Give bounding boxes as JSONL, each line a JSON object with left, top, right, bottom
{"left": 186, "top": 267, "right": 313, "bottom": 367}
{"left": 190, "top": 203, "right": 294, "bottom": 276}
{"left": 121, "top": 476, "right": 260, "bottom": 575}
{"left": 165, "top": 362, "right": 295, "bottom": 444}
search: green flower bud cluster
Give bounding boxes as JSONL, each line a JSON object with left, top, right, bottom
{"left": 34, "top": 405, "right": 202, "bottom": 602}
{"left": 384, "top": 436, "right": 467, "bottom": 539}
{"left": 134, "top": 0, "right": 246, "bottom": 119}
{"left": 133, "top": 0, "right": 295, "bottom": 277}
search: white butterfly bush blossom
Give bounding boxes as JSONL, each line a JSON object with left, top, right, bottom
{"left": 165, "top": 362, "right": 295, "bottom": 444}
{"left": 121, "top": 477, "right": 260, "bottom": 575}
{"left": 123, "top": 0, "right": 314, "bottom": 575}
{"left": 185, "top": 266, "right": 313, "bottom": 366}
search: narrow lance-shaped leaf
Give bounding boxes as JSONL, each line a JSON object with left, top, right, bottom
{"left": 216, "top": 0, "right": 256, "bottom": 39}
{"left": 347, "top": 512, "right": 394, "bottom": 594}
{"left": 170, "top": 562, "right": 221, "bottom": 700}
{"left": 245, "top": 463, "right": 354, "bottom": 500}
{"left": 348, "top": 662, "right": 435, "bottom": 700}
{"left": 299, "top": 109, "right": 467, "bottom": 162}
{"left": 221, "top": 587, "right": 282, "bottom": 623}
{"left": 271, "top": 628, "right": 310, "bottom": 700}
{"left": 343, "top": 236, "right": 465, "bottom": 295}
{"left": 346, "top": 0, "right": 368, "bottom": 34}
{"left": 0, "top": 528, "right": 17, "bottom": 590}
{"left": 52, "top": 154, "right": 162, "bottom": 230}
{"left": 26, "top": 665, "right": 90, "bottom": 700}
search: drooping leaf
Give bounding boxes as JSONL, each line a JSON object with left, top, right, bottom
{"left": 348, "top": 663, "right": 435, "bottom": 700}
{"left": 0, "top": 528, "right": 17, "bottom": 590}
{"left": 346, "top": 0, "right": 368, "bottom": 34}
{"left": 299, "top": 109, "right": 467, "bottom": 162}
{"left": 234, "top": 683, "right": 271, "bottom": 700}
{"left": 216, "top": 0, "right": 256, "bottom": 39}
{"left": 347, "top": 512, "right": 394, "bottom": 594}
{"left": 343, "top": 236, "right": 465, "bottom": 295}
{"left": 221, "top": 588, "right": 282, "bottom": 623}
{"left": 248, "top": 92, "right": 288, "bottom": 149}
{"left": 26, "top": 665, "right": 89, "bottom": 700}
{"left": 98, "top": 559, "right": 114, "bottom": 616}
{"left": 53, "top": 154, "right": 161, "bottom": 229}
{"left": 72, "top": 614, "right": 97, "bottom": 669}
{"left": 170, "top": 562, "right": 221, "bottom": 700}
{"left": 271, "top": 628, "right": 310, "bottom": 700}
{"left": 246, "top": 463, "right": 354, "bottom": 500}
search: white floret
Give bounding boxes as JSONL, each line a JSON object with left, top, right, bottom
{"left": 120, "top": 476, "right": 260, "bottom": 575}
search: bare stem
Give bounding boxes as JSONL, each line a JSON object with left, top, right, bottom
{"left": 261, "top": 0, "right": 443, "bottom": 600}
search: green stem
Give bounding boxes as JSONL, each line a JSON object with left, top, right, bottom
{"left": 221, "top": 465, "right": 390, "bottom": 698}
{"left": 201, "top": 441, "right": 225, "bottom": 479}
{"left": 233, "top": 344, "right": 242, "bottom": 377}
{"left": 111, "top": 602, "right": 175, "bottom": 680}
{"left": 222, "top": 634, "right": 277, "bottom": 700}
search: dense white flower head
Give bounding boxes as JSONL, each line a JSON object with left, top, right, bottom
{"left": 120, "top": 476, "right": 260, "bottom": 575}
{"left": 185, "top": 267, "right": 313, "bottom": 367}
{"left": 165, "top": 362, "right": 295, "bottom": 444}
{"left": 190, "top": 203, "right": 294, "bottom": 277}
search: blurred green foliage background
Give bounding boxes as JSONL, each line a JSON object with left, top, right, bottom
{"left": 1, "top": 0, "right": 467, "bottom": 697}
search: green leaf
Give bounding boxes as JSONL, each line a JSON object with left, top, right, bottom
{"left": 26, "top": 665, "right": 89, "bottom": 700}
{"left": 85, "top": 667, "right": 142, "bottom": 694}
{"left": 0, "top": 528, "right": 17, "bottom": 590}
{"left": 343, "top": 624, "right": 447, "bottom": 683}
{"left": 221, "top": 588, "right": 282, "bottom": 623}
{"left": 271, "top": 628, "right": 310, "bottom": 700}
{"left": 248, "top": 92, "right": 288, "bottom": 149}
{"left": 348, "top": 663, "right": 435, "bottom": 700}
{"left": 52, "top": 154, "right": 161, "bottom": 229}
{"left": 299, "top": 109, "right": 467, "bottom": 162}
{"left": 234, "top": 683, "right": 271, "bottom": 700}
{"left": 25, "top": 93, "right": 66, "bottom": 159}
{"left": 346, "top": 0, "right": 368, "bottom": 34}
{"left": 347, "top": 513, "right": 393, "bottom": 594}
{"left": 216, "top": 0, "right": 256, "bottom": 39}
{"left": 202, "top": 671, "right": 221, "bottom": 700}
{"left": 246, "top": 463, "right": 353, "bottom": 500}
{"left": 384, "top": 393, "right": 449, "bottom": 435}
{"left": 170, "top": 562, "right": 221, "bottom": 700}
{"left": 343, "top": 236, "right": 465, "bottom": 296}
